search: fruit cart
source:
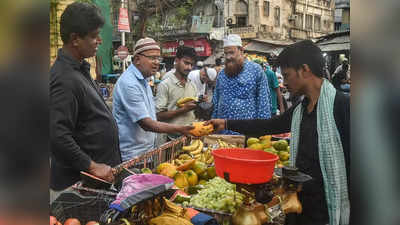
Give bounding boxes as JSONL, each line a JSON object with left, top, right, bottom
{"left": 50, "top": 136, "right": 190, "bottom": 224}
{"left": 51, "top": 133, "right": 305, "bottom": 225}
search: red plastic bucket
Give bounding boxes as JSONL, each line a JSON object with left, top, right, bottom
{"left": 211, "top": 148, "right": 279, "bottom": 184}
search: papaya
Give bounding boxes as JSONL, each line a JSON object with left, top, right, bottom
{"left": 174, "top": 172, "right": 189, "bottom": 189}
{"left": 183, "top": 170, "right": 198, "bottom": 186}
{"left": 189, "top": 122, "right": 214, "bottom": 137}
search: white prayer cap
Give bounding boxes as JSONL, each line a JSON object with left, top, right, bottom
{"left": 223, "top": 34, "right": 242, "bottom": 47}
{"left": 197, "top": 61, "right": 204, "bottom": 67}
{"left": 205, "top": 68, "right": 217, "bottom": 81}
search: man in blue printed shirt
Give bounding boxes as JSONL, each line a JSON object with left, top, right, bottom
{"left": 112, "top": 38, "right": 193, "bottom": 161}
{"left": 211, "top": 34, "right": 271, "bottom": 134}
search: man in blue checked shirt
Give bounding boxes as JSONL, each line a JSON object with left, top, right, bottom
{"left": 211, "top": 34, "right": 272, "bottom": 134}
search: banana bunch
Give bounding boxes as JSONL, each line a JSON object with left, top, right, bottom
{"left": 216, "top": 139, "right": 238, "bottom": 149}
{"left": 176, "top": 97, "right": 197, "bottom": 107}
{"left": 162, "top": 197, "right": 186, "bottom": 215}
{"left": 182, "top": 139, "right": 203, "bottom": 155}
{"left": 203, "top": 147, "right": 214, "bottom": 164}
{"left": 174, "top": 158, "right": 189, "bottom": 166}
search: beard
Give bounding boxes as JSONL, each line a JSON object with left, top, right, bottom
{"left": 224, "top": 60, "right": 243, "bottom": 77}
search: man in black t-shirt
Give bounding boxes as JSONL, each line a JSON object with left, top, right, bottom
{"left": 50, "top": 2, "right": 122, "bottom": 201}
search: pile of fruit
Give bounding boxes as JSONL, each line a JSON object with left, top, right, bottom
{"left": 185, "top": 177, "right": 244, "bottom": 213}
{"left": 156, "top": 139, "right": 217, "bottom": 190}
{"left": 156, "top": 160, "right": 217, "bottom": 190}
{"left": 246, "top": 135, "right": 290, "bottom": 167}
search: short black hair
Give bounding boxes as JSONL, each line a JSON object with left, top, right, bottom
{"left": 176, "top": 46, "right": 197, "bottom": 60}
{"left": 277, "top": 40, "right": 324, "bottom": 77}
{"left": 60, "top": 2, "right": 105, "bottom": 43}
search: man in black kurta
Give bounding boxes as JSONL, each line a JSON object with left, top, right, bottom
{"left": 50, "top": 2, "right": 121, "bottom": 196}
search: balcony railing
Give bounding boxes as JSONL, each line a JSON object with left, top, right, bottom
{"left": 227, "top": 26, "right": 258, "bottom": 39}
{"left": 228, "top": 26, "right": 256, "bottom": 34}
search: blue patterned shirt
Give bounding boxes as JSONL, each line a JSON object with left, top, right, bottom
{"left": 212, "top": 60, "right": 271, "bottom": 134}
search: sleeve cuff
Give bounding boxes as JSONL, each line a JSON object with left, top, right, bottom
{"left": 73, "top": 154, "right": 92, "bottom": 172}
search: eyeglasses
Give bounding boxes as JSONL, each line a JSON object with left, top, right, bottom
{"left": 138, "top": 53, "right": 163, "bottom": 62}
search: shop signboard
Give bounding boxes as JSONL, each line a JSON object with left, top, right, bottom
{"left": 118, "top": 8, "right": 130, "bottom": 33}
{"left": 161, "top": 39, "right": 212, "bottom": 57}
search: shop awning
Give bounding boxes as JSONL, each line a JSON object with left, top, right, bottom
{"left": 244, "top": 39, "right": 293, "bottom": 55}
{"left": 316, "top": 31, "right": 350, "bottom": 52}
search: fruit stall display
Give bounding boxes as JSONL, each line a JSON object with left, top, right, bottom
{"left": 51, "top": 121, "right": 292, "bottom": 225}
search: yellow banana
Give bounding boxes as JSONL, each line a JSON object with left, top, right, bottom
{"left": 120, "top": 218, "right": 131, "bottom": 225}
{"left": 175, "top": 159, "right": 184, "bottom": 166}
{"left": 176, "top": 97, "right": 197, "bottom": 107}
{"left": 195, "top": 140, "right": 204, "bottom": 152}
{"left": 182, "top": 139, "right": 200, "bottom": 151}
{"left": 200, "top": 153, "right": 206, "bottom": 162}
{"left": 205, "top": 151, "right": 212, "bottom": 161}
{"left": 178, "top": 154, "right": 192, "bottom": 160}
{"left": 194, "top": 154, "right": 201, "bottom": 159}
{"left": 163, "top": 197, "right": 184, "bottom": 214}
{"left": 217, "top": 139, "right": 228, "bottom": 148}
{"left": 206, "top": 157, "right": 214, "bottom": 164}
{"left": 191, "top": 148, "right": 202, "bottom": 155}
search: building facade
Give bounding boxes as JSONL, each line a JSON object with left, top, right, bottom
{"left": 139, "top": 0, "right": 225, "bottom": 70}
{"left": 225, "top": 0, "right": 335, "bottom": 46}
{"left": 334, "top": 0, "right": 350, "bottom": 31}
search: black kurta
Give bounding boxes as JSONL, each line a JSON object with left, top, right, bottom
{"left": 50, "top": 49, "right": 122, "bottom": 190}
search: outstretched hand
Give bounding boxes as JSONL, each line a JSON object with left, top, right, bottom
{"left": 204, "top": 119, "right": 226, "bottom": 133}
{"left": 177, "top": 125, "right": 195, "bottom": 136}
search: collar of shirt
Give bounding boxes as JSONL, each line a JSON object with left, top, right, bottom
{"left": 171, "top": 72, "right": 192, "bottom": 88}
{"left": 57, "top": 49, "right": 91, "bottom": 76}
{"left": 128, "top": 64, "right": 146, "bottom": 81}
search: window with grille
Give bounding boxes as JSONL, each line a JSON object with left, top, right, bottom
{"left": 306, "top": 14, "right": 313, "bottom": 30}
{"left": 263, "top": 1, "right": 270, "bottom": 17}
{"left": 314, "top": 15, "right": 321, "bottom": 31}
{"left": 274, "top": 7, "right": 280, "bottom": 27}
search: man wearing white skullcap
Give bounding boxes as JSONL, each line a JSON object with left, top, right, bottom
{"left": 223, "top": 34, "right": 242, "bottom": 47}
{"left": 188, "top": 67, "right": 217, "bottom": 102}
{"left": 211, "top": 34, "right": 272, "bottom": 134}
{"left": 112, "top": 37, "right": 194, "bottom": 161}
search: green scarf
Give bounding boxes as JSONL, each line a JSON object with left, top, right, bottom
{"left": 289, "top": 79, "right": 350, "bottom": 225}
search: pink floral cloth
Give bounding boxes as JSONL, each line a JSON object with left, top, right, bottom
{"left": 112, "top": 174, "right": 174, "bottom": 206}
